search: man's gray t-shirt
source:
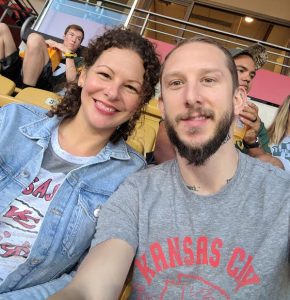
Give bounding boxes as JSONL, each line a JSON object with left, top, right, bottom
{"left": 92, "top": 152, "right": 290, "bottom": 299}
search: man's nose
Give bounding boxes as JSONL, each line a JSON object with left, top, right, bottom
{"left": 184, "top": 83, "right": 201, "bottom": 106}
{"left": 242, "top": 72, "right": 251, "bottom": 83}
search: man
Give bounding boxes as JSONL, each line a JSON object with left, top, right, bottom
{"left": 230, "top": 44, "right": 282, "bottom": 167}
{"left": 151, "top": 43, "right": 283, "bottom": 168}
{"left": 0, "top": 23, "right": 84, "bottom": 92}
{"left": 50, "top": 37, "right": 290, "bottom": 299}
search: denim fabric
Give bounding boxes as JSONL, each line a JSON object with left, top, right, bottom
{"left": 0, "top": 104, "right": 146, "bottom": 298}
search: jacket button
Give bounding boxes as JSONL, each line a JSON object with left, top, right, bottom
{"left": 20, "top": 170, "right": 30, "bottom": 178}
{"left": 30, "top": 259, "right": 41, "bottom": 265}
{"left": 51, "top": 208, "right": 62, "bottom": 216}
{"left": 94, "top": 208, "right": 100, "bottom": 217}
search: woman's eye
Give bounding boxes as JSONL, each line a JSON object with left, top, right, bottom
{"left": 98, "top": 72, "right": 110, "bottom": 79}
{"left": 125, "top": 85, "right": 139, "bottom": 94}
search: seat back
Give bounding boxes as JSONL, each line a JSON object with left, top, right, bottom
{"left": 0, "top": 75, "right": 16, "bottom": 95}
{"left": 127, "top": 98, "right": 162, "bottom": 156}
{"left": 14, "top": 87, "right": 62, "bottom": 109}
{"left": 0, "top": 94, "right": 23, "bottom": 106}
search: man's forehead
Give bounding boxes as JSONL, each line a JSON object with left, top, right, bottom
{"left": 66, "top": 28, "right": 83, "bottom": 37}
{"left": 234, "top": 54, "right": 255, "bottom": 66}
{"left": 162, "top": 42, "right": 228, "bottom": 76}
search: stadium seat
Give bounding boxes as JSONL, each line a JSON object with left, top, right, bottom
{"left": 14, "top": 87, "right": 62, "bottom": 109}
{"left": 127, "top": 98, "right": 162, "bottom": 156}
{"left": 0, "top": 94, "right": 23, "bottom": 106}
{"left": 0, "top": 75, "right": 16, "bottom": 95}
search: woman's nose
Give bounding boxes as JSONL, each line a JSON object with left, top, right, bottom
{"left": 104, "top": 84, "right": 119, "bottom": 101}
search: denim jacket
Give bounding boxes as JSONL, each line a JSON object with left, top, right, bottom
{"left": 0, "top": 104, "right": 146, "bottom": 298}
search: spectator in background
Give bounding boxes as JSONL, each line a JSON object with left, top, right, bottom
{"left": 268, "top": 95, "right": 290, "bottom": 172}
{"left": 0, "top": 23, "right": 84, "bottom": 93}
{"left": 231, "top": 44, "right": 283, "bottom": 168}
{"left": 230, "top": 44, "right": 270, "bottom": 152}
{"left": 150, "top": 43, "right": 283, "bottom": 169}
{"left": 0, "top": 27, "right": 160, "bottom": 299}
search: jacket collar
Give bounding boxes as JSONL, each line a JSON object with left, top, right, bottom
{"left": 19, "top": 115, "right": 132, "bottom": 162}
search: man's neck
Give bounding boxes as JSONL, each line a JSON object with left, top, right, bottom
{"left": 177, "top": 142, "right": 239, "bottom": 196}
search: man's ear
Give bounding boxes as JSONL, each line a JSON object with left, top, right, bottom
{"left": 233, "top": 86, "right": 247, "bottom": 116}
{"left": 78, "top": 68, "right": 87, "bottom": 88}
{"left": 158, "top": 95, "right": 165, "bottom": 120}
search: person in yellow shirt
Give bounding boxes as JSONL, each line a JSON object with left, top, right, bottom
{"left": 0, "top": 23, "right": 84, "bottom": 93}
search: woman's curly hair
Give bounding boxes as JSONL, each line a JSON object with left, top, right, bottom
{"left": 48, "top": 27, "right": 161, "bottom": 143}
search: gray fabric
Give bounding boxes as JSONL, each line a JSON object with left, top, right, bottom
{"left": 93, "top": 152, "right": 290, "bottom": 299}
{"left": 42, "top": 142, "right": 81, "bottom": 174}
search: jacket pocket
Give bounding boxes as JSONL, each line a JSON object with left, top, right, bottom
{"left": 62, "top": 186, "right": 112, "bottom": 258}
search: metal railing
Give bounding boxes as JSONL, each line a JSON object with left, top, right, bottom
{"left": 0, "top": 0, "right": 38, "bottom": 25}
{"left": 96, "top": 0, "right": 290, "bottom": 75}
{"left": 127, "top": 2, "right": 289, "bottom": 74}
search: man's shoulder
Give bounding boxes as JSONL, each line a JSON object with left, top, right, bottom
{"left": 242, "top": 152, "right": 290, "bottom": 187}
{"left": 130, "top": 159, "right": 177, "bottom": 183}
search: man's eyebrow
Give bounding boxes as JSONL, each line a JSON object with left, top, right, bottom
{"left": 236, "top": 65, "right": 256, "bottom": 75}
{"left": 163, "top": 68, "right": 224, "bottom": 79}
{"left": 200, "top": 68, "right": 224, "bottom": 75}
{"left": 162, "top": 71, "right": 183, "bottom": 80}
{"left": 236, "top": 65, "right": 247, "bottom": 70}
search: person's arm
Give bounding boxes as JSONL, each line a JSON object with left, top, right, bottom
{"left": 45, "top": 39, "right": 67, "bottom": 53}
{"left": 276, "top": 156, "right": 290, "bottom": 173}
{"left": 45, "top": 39, "right": 78, "bottom": 82}
{"left": 51, "top": 174, "right": 140, "bottom": 300}
{"left": 243, "top": 128, "right": 284, "bottom": 169}
{"left": 249, "top": 150, "right": 284, "bottom": 169}
{"left": 64, "top": 56, "right": 78, "bottom": 82}
{"left": 256, "top": 122, "right": 271, "bottom": 153}
{"left": 49, "top": 239, "right": 134, "bottom": 300}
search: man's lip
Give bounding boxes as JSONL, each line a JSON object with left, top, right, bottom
{"left": 180, "top": 115, "right": 209, "bottom": 127}
{"left": 181, "top": 115, "right": 208, "bottom": 121}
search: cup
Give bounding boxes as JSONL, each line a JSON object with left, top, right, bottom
{"left": 233, "top": 116, "right": 248, "bottom": 143}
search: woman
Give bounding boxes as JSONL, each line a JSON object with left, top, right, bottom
{"left": 268, "top": 95, "right": 290, "bottom": 172}
{"left": 0, "top": 27, "right": 160, "bottom": 299}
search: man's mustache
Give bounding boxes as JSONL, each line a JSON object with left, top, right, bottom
{"left": 175, "top": 105, "right": 215, "bottom": 123}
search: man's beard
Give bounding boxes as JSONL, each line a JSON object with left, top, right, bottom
{"left": 165, "top": 105, "right": 234, "bottom": 166}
